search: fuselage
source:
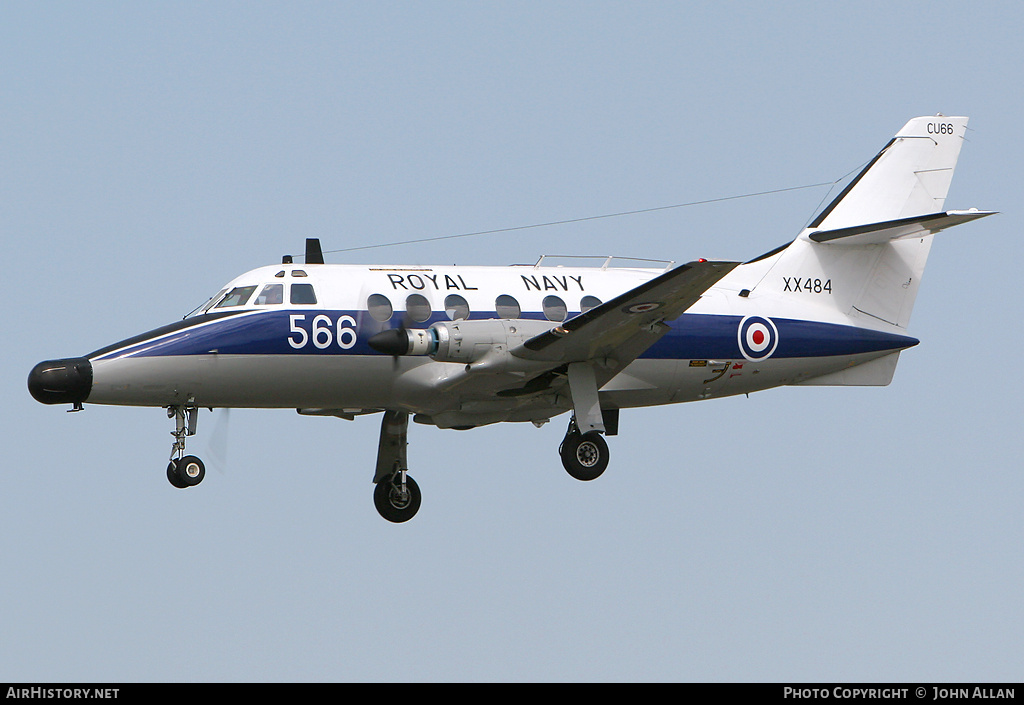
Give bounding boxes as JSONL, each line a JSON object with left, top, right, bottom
{"left": 30, "top": 259, "right": 918, "bottom": 430}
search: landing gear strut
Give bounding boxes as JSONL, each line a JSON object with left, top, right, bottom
{"left": 559, "top": 416, "right": 609, "bottom": 481}
{"left": 372, "top": 410, "right": 421, "bottom": 522}
{"left": 166, "top": 405, "right": 205, "bottom": 488}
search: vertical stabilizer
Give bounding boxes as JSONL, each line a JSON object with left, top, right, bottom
{"left": 810, "top": 115, "right": 968, "bottom": 230}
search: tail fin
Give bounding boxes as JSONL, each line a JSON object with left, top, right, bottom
{"left": 735, "top": 115, "right": 993, "bottom": 331}
{"left": 810, "top": 115, "right": 969, "bottom": 229}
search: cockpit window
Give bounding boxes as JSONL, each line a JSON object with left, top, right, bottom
{"left": 255, "top": 284, "right": 284, "bottom": 305}
{"left": 290, "top": 283, "right": 318, "bottom": 305}
{"left": 186, "top": 288, "right": 229, "bottom": 317}
{"left": 214, "top": 285, "right": 257, "bottom": 309}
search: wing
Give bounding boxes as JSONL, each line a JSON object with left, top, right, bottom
{"left": 512, "top": 259, "right": 739, "bottom": 373}
{"left": 407, "top": 259, "right": 738, "bottom": 430}
{"left": 496, "top": 259, "right": 737, "bottom": 433}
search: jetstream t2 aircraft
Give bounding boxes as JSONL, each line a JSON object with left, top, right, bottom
{"left": 29, "top": 115, "right": 993, "bottom": 522}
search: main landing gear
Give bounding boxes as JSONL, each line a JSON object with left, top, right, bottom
{"left": 165, "top": 406, "right": 206, "bottom": 489}
{"left": 559, "top": 362, "right": 611, "bottom": 481}
{"left": 372, "top": 410, "right": 421, "bottom": 523}
{"left": 367, "top": 411, "right": 611, "bottom": 523}
{"left": 559, "top": 416, "right": 609, "bottom": 481}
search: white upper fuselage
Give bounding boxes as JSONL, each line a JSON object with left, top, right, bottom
{"left": 81, "top": 256, "right": 919, "bottom": 429}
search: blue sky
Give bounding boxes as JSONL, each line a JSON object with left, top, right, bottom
{"left": 3, "top": 1, "right": 1021, "bottom": 681}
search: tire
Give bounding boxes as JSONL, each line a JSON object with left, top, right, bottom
{"left": 373, "top": 473, "right": 421, "bottom": 523}
{"left": 167, "top": 461, "right": 189, "bottom": 489}
{"left": 560, "top": 431, "right": 609, "bottom": 481}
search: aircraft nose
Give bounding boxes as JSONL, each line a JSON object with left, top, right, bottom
{"left": 28, "top": 357, "right": 93, "bottom": 405}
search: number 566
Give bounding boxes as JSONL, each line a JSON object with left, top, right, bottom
{"left": 288, "top": 314, "right": 357, "bottom": 350}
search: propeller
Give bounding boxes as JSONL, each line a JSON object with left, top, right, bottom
{"left": 205, "top": 407, "right": 232, "bottom": 474}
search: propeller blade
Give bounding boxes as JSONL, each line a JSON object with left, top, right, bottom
{"left": 206, "top": 407, "right": 231, "bottom": 474}
{"left": 394, "top": 312, "right": 410, "bottom": 369}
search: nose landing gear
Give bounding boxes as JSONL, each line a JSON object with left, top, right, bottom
{"left": 166, "top": 406, "right": 206, "bottom": 489}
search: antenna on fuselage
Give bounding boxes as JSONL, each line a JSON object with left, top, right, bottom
{"left": 282, "top": 238, "right": 325, "bottom": 265}
{"left": 305, "top": 238, "right": 325, "bottom": 265}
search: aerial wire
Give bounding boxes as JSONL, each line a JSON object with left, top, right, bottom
{"left": 306, "top": 176, "right": 854, "bottom": 259}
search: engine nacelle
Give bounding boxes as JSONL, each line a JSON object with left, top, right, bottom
{"left": 431, "top": 319, "right": 553, "bottom": 364}
{"left": 368, "top": 319, "right": 557, "bottom": 369}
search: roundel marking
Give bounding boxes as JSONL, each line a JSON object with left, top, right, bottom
{"left": 737, "top": 315, "right": 779, "bottom": 361}
{"left": 624, "top": 302, "right": 663, "bottom": 314}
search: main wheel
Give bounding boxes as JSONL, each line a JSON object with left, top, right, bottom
{"left": 175, "top": 455, "right": 206, "bottom": 487}
{"left": 373, "top": 473, "right": 421, "bottom": 523}
{"left": 560, "top": 431, "right": 609, "bottom": 481}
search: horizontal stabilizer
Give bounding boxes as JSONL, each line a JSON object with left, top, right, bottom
{"left": 809, "top": 209, "right": 996, "bottom": 246}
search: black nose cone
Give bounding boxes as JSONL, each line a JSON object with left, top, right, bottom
{"left": 28, "top": 358, "right": 93, "bottom": 405}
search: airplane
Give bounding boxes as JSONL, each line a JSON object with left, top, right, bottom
{"left": 28, "top": 115, "right": 994, "bottom": 522}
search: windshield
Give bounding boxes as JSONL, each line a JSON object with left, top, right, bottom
{"left": 183, "top": 280, "right": 315, "bottom": 318}
{"left": 214, "top": 285, "right": 258, "bottom": 309}
{"left": 183, "top": 288, "right": 228, "bottom": 319}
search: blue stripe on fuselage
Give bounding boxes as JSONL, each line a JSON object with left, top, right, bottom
{"left": 649, "top": 314, "right": 918, "bottom": 359}
{"left": 90, "top": 309, "right": 919, "bottom": 362}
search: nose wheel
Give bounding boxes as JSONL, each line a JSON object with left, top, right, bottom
{"left": 167, "top": 455, "right": 206, "bottom": 488}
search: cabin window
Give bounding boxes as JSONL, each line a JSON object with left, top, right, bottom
{"left": 214, "top": 285, "right": 257, "bottom": 309}
{"left": 495, "top": 294, "right": 521, "bottom": 319}
{"left": 290, "top": 283, "right": 318, "bottom": 305}
{"left": 580, "top": 295, "right": 602, "bottom": 313}
{"left": 405, "top": 294, "right": 432, "bottom": 322}
{"left": 291, "top": 270, "right": 308, "bottom": 277}
{"left": 444, "top": 294, "right": 470, "bottom": 321}
{"left": 367, "top": 294, "right": 394, "bottom": 322}
{"left": 542, "top": 295, "right": 567, "bottom": 322}
{"left": 255, "top": 284, "right": 284, "bottom": 305}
